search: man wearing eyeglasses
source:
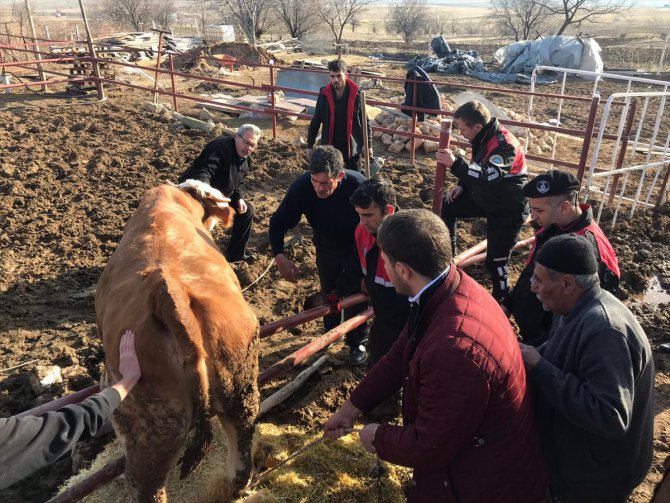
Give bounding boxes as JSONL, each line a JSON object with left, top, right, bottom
{"left": 502, "top": 170, "right": 620, "bottom": 346}
{"left": 178, "top": 124, "right": 261, "bottom": 263}
{"left": 307, "top": 59, "right": 372, "bottom": 173}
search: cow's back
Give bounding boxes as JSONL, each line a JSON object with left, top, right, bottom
{"left": 95, "top": 184, "right": 259, "bottom": 501}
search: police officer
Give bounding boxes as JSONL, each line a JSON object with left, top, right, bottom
{"left": 438, "top": 100, "right": 528, "bottom": 302}
{"left": 502, "top": 170, "right": 620, "bottom": 345}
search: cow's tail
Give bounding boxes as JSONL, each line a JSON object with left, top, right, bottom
{"left": 147, "top": 268, "right": 213, "bottom": 479}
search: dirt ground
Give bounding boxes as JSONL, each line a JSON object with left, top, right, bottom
{"left": 0, "top": 68, "right": 669, "bottom": 502}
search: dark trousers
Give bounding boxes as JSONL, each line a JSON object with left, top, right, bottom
{"left": 441, "top": 193, "right": 525, "bottom": 300}
{"left": 315, "top": 245, "right": 367, "bottom": 347}
{"left": 368, "top": 319, "right": 401, "bottom": 367}
{"left": 225, "top": 201, "right": 254, "bottom": 260}
{"left": 345, "top": 153, "right": 362, "bottom": 173}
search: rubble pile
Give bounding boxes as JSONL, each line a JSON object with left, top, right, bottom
{"left": 408, "top": 36, "right": 486, "bottom": 75}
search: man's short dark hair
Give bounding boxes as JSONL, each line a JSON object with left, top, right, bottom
{"left": 349, "top": 175, "right": 397, "bottom": 210}
{"left": 377, "top": 209, "right": 452, "bottom": 278}
{"left": 328, "top": 59, "right": 347, "bottom": 74}
{"left": 309, "top": 145, "right": 344, "bottom": 177}
{"left": 454, "top": 100, "right": 491, "bottom": 128}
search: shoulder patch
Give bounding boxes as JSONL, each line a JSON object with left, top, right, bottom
{"left": 489, "top": 154, "right": 505, "bottom": 166}
{"left": 496, "top": 132, "right": 508, "bottom": 145}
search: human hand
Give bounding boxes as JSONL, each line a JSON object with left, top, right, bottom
{"left": 519, "top": 343, "right": 542, "bottom": 370}
{"left": 112, "top": 330, "right": 141, "bottom": 400}
{"left": 275, "top": 253, "right": 299, "bottom": 283}
{"left": 445, "top": 185, "right": 464, "bottom": 203}
{"left": 118, "top": 330, "right": 141, "bottom": 384}
{"left": 436, "top": 148, "right": 456, "bottom": 168}
{"left": 324, "top": 400, "right": 361, "bottom": 440}
{"left": 368, "top": 148, "right": 374, "bottom": 158}
{"left": 237, "top": 199, "right": 248, "bottom": 214}
{"left": 359, "top": 423, "right": 379, "bottom": 454}
{"left": 324, "top": 292, "right": 342, "bottom": 314}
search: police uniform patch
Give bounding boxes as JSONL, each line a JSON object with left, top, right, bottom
{"left": 489, "top": 154, "right": 505, "bottom": 166}
{"left": 537, "top": 180, "right": 550, "bottom": 194}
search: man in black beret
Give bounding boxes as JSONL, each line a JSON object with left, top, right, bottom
{"left": 519, "top": 234, "right": 653, "bottom": 503}
{"left": 501, "top": 169, "right": 620, "bottom": 346}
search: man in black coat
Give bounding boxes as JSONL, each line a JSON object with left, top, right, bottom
{"left": 307, "top": 59, "right": 372, "bottom": 173}
{"left": 269, "top": 145, "right": 368, "bottom": 365}
{"left": 178, "top": 124, "right": 261, "bottom": 263}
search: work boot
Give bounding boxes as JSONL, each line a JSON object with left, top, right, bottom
{"left": 228, "top": 252, "right": 256, "bottom": 264}
{"left": 348, "top": 343, "right": 367, "bottom": 366}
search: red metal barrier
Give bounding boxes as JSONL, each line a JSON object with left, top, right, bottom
{"left": 259, "top": 307, "right": 374, "bottom": 385}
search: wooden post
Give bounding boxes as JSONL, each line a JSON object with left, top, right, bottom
{"left": 151, "top": 28, "right": 171, "bottom": 104}
{"left": 77, "top": 0, "right": 105, "bottom": 100}
{"left": 360, "top": 91, "right": 371, "bottom": 178}
{"left": 169, "top": 53, "right": 177, "bottom": 112}
{"left": 24, "top": 0, "right": 46, "bottom": 91}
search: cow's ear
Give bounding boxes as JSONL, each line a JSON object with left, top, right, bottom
{"left": 216, "top": 204, "right": 234, "bottom": 229}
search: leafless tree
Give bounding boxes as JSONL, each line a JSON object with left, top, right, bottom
{"left": 490, "top": 0, "right": 553, "bottom": 41}
{"left": 99, "top": 0, "right": 154, "bottom": 31}
{"left": 386, "top": 0, "right": 428, "bottom": 43}
{"left": 215, "top": 0, "right": 277, "bottom": 45}
{"left": 431, "top": 11, "right": 451, "bottom": 36}
{"left": 318, "top": 0, "right": 377, "bottom": 47}
{"left": 152, "top": 0, "right": 178, "bottom": 29}
{"left": 544, "top": 0, "right": 635, "bottom": 36}
{"left": 275, "top": 0, "right": 320, "bottom": 38}
{"left": 11, "top": 0, "right": 35, "bottom": 37}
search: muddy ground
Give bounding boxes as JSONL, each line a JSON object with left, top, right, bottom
{"left": 0, "top": 77, "right": 669, "bottom": 502}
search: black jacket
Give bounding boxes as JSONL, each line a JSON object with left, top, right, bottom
{"left": 307, "top": 79, "right": 372, "bottom": 160}
{"left": 505, "top": 204, "right": 621, "bottom": 345}
{"left": 178, "top": 135, "right": 250, "bottom": 208}
{"left": 450, "top": 119, "right": 528, "bottom": 216}
{"left": 269, "top": 170, "right": 365, "bottom": 256}
{"left": 402, "top": 66, "right": 441, "bottom": 122}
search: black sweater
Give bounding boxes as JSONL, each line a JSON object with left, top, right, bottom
{"left": 269, "top": 170, "right": 365, "bottom": 256}
{"left": 0, "top": 387, "right": 121, "bottom": 489}
{"left": 178, "top": 135, "right": 250, "bottom": 208}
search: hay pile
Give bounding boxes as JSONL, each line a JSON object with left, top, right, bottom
{"left": 59, "top": 422, "right": 410, "bottom": 502}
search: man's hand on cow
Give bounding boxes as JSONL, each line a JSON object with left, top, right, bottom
{"left": 436, "top": 148, "right": 456, "bottom": 169}
{"left": 275, "top": 253, "right": 299, "bottom": 283}
{"left": 237, "top": 199, "right": 248, "bottom": 214}
{"left": 324, "top": 399, "right": 362, "bottom": 440}
{"left": 445, "top": 185, "right": 464, "bottom": 204}
{"left": 519, "top": 343, "right": 542, "bottom": 370}
{"left": 112, "top": 330, "right": 141, "bottom": 400}
{"left": 359, "top": 423, "right": 379, "bottom": 454}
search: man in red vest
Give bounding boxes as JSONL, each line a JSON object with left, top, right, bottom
{"left": 502, "top": 170, "right": 620, "bottom": 346}
{"left": 307, "top": 59, "right": 372, "bottom": 173}
{"left": 438, "top": 100, "right": 529, "bottom": 303}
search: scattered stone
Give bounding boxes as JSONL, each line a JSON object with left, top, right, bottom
{"left": 29, "top": 365, "right": 63, "bottom": 395}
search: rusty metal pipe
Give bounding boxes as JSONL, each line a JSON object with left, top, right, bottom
{"left": 258, "top": 307, "right": 374, "bottom": 385}
{"left": 431, "top": 119, "right": 452, "bottom": 216}
{"left": 15, "top": 385, "right": 100, "bottom": 419}
{"left": 46, "top": 457, "right": 124, "bottom": 503}
{"left": 260, "top": 293, "right": 368, "bottom": 338}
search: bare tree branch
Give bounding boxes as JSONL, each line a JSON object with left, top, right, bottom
{"left": 319, "top": 0, "right": 377, "bottom": 46}
{"left": 275, "top": 0, "right": 320, "bottom": 38}
{"left": 387, "top": 0, "right": 428, "bottom": 43}
{"left": 491, "top": 0, "right": 554, "bottom": 41}
{"left": 539, "top": 0, "right": 636, "bottom": 35}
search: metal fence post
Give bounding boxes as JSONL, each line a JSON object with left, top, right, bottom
{"left": 432, "top": 119, "right": 452, "bottom": 216}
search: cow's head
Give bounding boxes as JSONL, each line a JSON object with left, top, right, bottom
{"left": 179, "top": 179, "right": 235, "bottom": 232}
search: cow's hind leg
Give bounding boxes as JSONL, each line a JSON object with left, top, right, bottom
{"left": 218, "top": 414, "right": 255, "bottom": 492}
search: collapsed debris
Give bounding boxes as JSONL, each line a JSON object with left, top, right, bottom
{"left": 408, "top": 36, "right": 486, "bottom": 75}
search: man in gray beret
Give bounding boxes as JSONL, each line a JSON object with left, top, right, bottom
{"left": 501, "top": 169, "right": 620, "bottom": 346}
{"left": 520, "top": 234, "right": 653, "bottom": 503}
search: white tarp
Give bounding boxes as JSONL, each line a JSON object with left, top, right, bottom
{"left": 495, "top": 36, "right": 603, "bottom": 78}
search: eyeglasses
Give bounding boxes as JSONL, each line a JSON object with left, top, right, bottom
{"left": 237, "top": 134, "right": 258, "bottom": 149}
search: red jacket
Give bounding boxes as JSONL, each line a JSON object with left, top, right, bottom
{"left": 351, "top": 267, "right": 548, "bottom": 502}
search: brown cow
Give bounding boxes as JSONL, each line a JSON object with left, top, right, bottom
{"left": 96, "top": 181, "right": 259, "bottom": 502}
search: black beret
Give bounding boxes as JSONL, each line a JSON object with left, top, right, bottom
{"left": 523, "top": 170, "right": 580, "bottom": 198}
{"left": 536, "top": 234, "right": 598, "bottom": 275}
